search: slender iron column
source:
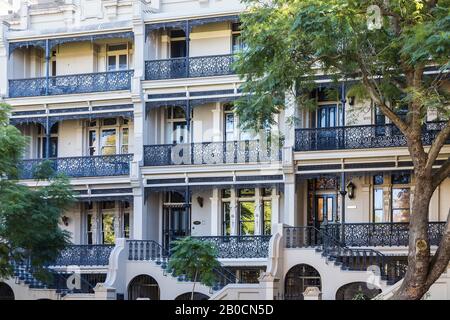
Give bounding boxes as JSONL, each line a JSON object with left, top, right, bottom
{"left": 340, "top": 172, "right": 347, "bottom": 244}
{"left": 45, "top": 39, "right": 50, "bottom": 95}
{"left": 185, "top": 20, "right": 190, "bottom": 78}
{"left": 45, "top": 117, "right": 50, "bottom": 159}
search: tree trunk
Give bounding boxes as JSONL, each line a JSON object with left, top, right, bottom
{"left": 191, "top": 269, "right": 198, "bottom": 301}
{"left": 393, "top": 173, "right": 434, "bottom": 300}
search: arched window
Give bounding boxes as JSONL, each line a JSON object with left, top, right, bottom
{"left": 335, "top": 282, "right": 381, "bottom": 300}
{"left": 175, "top": 292, "right": 209, "bottom": 300}
{"left": 284, "top": 264, "right": 321, "bottom": 300}
{"left": 0, "top": 282, "right": 15, "bottom": 301}
{"left": 128, "top": 275, "right": 160, "bottom": 300}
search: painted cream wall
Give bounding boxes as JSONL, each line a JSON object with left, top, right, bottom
{"left": 57, "top": 120, "right": 83, "bottom": 157}
{"left": 147, "top": 192, "right": 161, "bottom": 242}
{"left": 190, "top": 23, "right": 231, "bottom": 57}
{"left": 55, "top": 42, "right": 95, "bottom": 75}
{"left": 193, "top": 103, "right": 215, "bottom": 143}
{"left": 345, "top": 98, "right": 372, "bottom": 126}
{"left": 191, "top": 190, "right": 212, "bottom": 236}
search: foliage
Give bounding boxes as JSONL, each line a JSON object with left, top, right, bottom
{"left": 168, "top": 237, "right": 220, "bottom": 295}
{"left": 234, "top": 0, "right": 450, "bottom": 300}
{"left": 234, "top": 0, "right": 449, "bottom": 131}
{"left": 0, "top": 103, "right": 74, "bottom": 282}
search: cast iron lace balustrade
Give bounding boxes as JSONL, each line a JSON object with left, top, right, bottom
{"left": 283, "top": 226, "right": 409, "bottom": 284}
{"left": 284, "top": 226, "right": 323, "bottom": 248}
{"left": 294, "top": 122, "right": 449, "bottom": 151}
{"left": 323, "top": 222, "right": 446, "bottom": 247}
{"left": 9, "top": 70, "right": 133, "bottom": 98}
{"left": 144, "top": 140, "right": 281, "bottom": 166}
{"left": 19, "top": 154, "right": 133, "bottom": 179}
{"left": 190, "top": 236, "right": 272, "bottom": 259}
{"left": 127, "top": 240, "right": 239, "bottom": 290}
{"left": 13, "top": 261, "right": 105, "bottom": 294}
{"left": 145, "top": 54, "right": 235, "bottom": 80}
{"left": 51, "top": 245, "right": 115, "bottom": 266}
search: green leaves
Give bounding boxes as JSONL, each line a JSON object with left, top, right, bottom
{"left": 235, "top": 0, "right": 449, "bottom": 130}
{"left": 0, "top": 103, "right": 74, "bottom": 281}
{"left": 168, "top": 237, "right": 220, "bottom": 288}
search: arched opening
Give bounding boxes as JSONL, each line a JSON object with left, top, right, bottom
{"left": 127, "top": 275, "right": 160, "bottom": 300}
{"left": 0, "top": 282, "right": 15, "bottom": 300}
{"left": 335, "top": 282, "right": 382, "bottom": 300}
{"left": 175, "top": 292, "right": 210, "bottom": 300}
{"left": 284, "top": 264, "right": 321, "bottom": 300}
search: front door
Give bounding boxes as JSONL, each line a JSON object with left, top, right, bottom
{"left": 163, "top": 206, "right": 190, "bottom": 248}
{"left": 316, "top": 105, "right": 338, "bottom": 149}
{"left": 314, "top": 194, "right": 336, "bottom": 229}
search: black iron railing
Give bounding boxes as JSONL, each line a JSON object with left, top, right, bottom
{"left": 19, "top": 154, "right": 133, "bottom": 179}
{"left": 9, "top": 70, "right": 134, "bottom": 98}
{"left": 145, "top": 54, "right": 235, "bottom": 80}
{"left": 324, "top": 222, "right": 446, "bottom": 247}
{"left": 284, "top": 226, "right": 323, "bottom": 248}
{"left": 295, "top": 122, "right": 449, "bottom": 151}
{"left": 191, "top": 235, "right": 272, "bottom": 259}
{"left": 52, "top": 245, "right": 115, "bottom": 266}
{"left": 126, "top": 239, "right": 239, "bottom": 291}
{"left": 143, "top": 140, "right": 281, "bottom": 166}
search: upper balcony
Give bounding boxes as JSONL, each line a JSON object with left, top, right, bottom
{"left": 145, "top": 54, "right": 235, "bottom": 80}
{"left": 144, "top": 140, "right": 281, "bottom": 167}
{"left": 9, "top": 70, "right": 134, "bottom": 98}
{"left": 295, "top": 122, "right": 448, "bottom": 152}
{"left": 7, "top": 31, "right": 134, "bottom": 98}
{"left": 19, "top": 154, "right": 133, "bottom": 180}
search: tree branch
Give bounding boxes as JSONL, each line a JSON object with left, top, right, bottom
{"left": 426, "top": 120, "right": 450, "bottom": 172}
{"left": 425, "top": 210, "right": 450, "bottom": 289}
{"left": 432, "top": 157, "right": 450, "bottom": 190}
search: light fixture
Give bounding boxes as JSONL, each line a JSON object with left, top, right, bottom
{"left": 349, "top": 96, "right": 356, "bottom": 106}
{"left": 346, "top": 181, "right": 356, "bottom": 199}
{"left": 197, "top": 196, "right": 204, "bottom": 208}
{"left": 61, "top": 216, "right": 69, "bottom": 226}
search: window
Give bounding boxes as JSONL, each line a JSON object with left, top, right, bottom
{"left": 374, "top": 189, "right": 385, "bottom": 222}
{"left": 107, "top": 43, "right": 129, "bottom": 71}
{"left": 239, "top": 202, "right": 255, "bottom": 235}
{"left": 392, "top": 172, "right": 411, "bottom": 185}
{"left": 231, "top": 23, "right": 245, "bottom": 53}
{"left": 224, "top": 107, "right": 235, "bottom": 141}
{"left": 166, "top": 106, "right": 188, "bottom": 144}
{"left": 222, "top": 202, "right": 231, "bottom": 236}
{"left": 392, "top": 188, "right": 411, "bottom": 222}
{"left": 86, "top": 213, "right": 93, "bottom": 245}
{"left": 86, "top": 117, "right": 129, "bottom": 156}
{"left": 262, "top": 201, "right": 272, "bottom": 235}
{"left": 123, "top": 211, "right": 130, "bottom": 238}
{"left": 37, "top": 124, "right": 58, "bottom": 158}
{"left": 170, "top": 30, "right": 187, "bottom": 58}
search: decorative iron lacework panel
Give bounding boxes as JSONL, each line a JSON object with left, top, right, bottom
{"left": 145, "top": 54, "right": 235, "bottom": 80}
{"left": 52, "top": 245, "right": 115, "bottom": 266}
{"left": 143, "top": 140, "right": 281, "bottom": 166}
{"left": 190, "top": 236, "right": 272, "bottom": 259}
{"left": 295, "top": 122, "right": 449, "bottom": 151}
{"left": 19, "top": 154, "right": 133, "bottom": 179}
{"left": 9, "top": 70, "right": 133, "bottom": 98}
{"left": 323, "top": 222, "right": 446, "bottom": 247}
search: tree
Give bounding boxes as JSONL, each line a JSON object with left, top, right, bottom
{"left": 234, "top": 0, "right": 450, "bottom": 300}
{"left": 168, "top": 237, "right": 220, "bottom": 300}
{"left": 0, "top": 103, "right": 74, "bottom": 282}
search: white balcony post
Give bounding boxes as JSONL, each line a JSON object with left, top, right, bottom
{"left": 132, "top": 187, "right": 148, "bottom": 240}
{"left": 0, "top": 21, "right": 8, "bottom": 98}
{"left": 283, "top": 174, "right": 297, "bottom": 227}
{"left": 271, "top": 188, "right": 280, "bottom": 227}
{"left": 254, "top": 188, "right": 261, "bottom": 235}
{"left": 230, "top": 189, "right": 238, "bottom": 235}
{"left": 210, "top": 188, "right": 221, "bottom": 236}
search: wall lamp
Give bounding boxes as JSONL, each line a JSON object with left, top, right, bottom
{"left": 346, "top": 182, "right": 356, "bottom": 199}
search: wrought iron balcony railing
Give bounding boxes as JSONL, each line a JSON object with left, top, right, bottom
{"left": 9, "top": 70, "right": 134, "bottom": 98}
{"left": 294, "top": 122, "right": 449, "bottom": 151}
{"left": 51, "top": 244, "right": 115, "bottom": 266}
{"left": 144, "top": 140, "right": 281, "bottom": 166}
{"left": 145, "top": 54, "right": 235, "bottom": 80}
{"left": 191, "top": 235, "right": 272, "bottom": 259}
{"left": 19, "top": 154, "right": 133, "bottom": 179}
{"left": 323, "top": 222, "right": 446, "bottom": 247}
